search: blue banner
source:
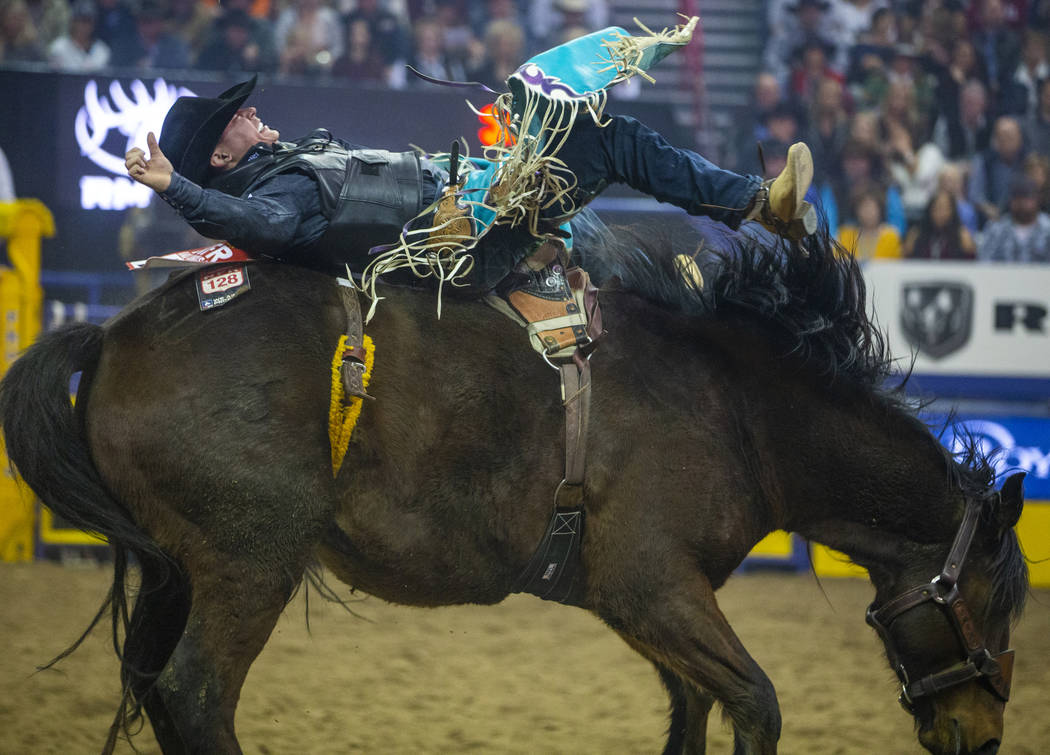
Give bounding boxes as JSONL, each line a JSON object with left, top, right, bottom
{"left": 930, "top": 414, "right": 1050, "bottom": 500}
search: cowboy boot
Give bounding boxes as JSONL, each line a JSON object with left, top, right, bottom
{"left": 747, "top": 142, "right": 817, "bottom": 240}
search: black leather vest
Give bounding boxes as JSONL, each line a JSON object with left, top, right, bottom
{"left": 209, "top": 130, "right": 428, "bottom": 268}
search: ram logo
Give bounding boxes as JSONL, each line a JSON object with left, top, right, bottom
{"left": 900, "top": 282, "right": 974, "bottom": 360}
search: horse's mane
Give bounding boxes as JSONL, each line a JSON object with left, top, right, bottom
{"left": 944, "top": 426, "right": 1029, "bottom": 620}
{"left": 572, "top": 215, "right": 1029, "bottom": 615}
{"left": 572, "top": 215, "right": 891, "bottom": 390}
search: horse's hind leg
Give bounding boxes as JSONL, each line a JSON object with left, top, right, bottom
{"left": 148, "top": 556, "right": 298, "bottom": 754}
{"left": 121, "top": 556, "right": 192, "bottom": 753}
{"left": 632, "top": 650, "right": 716, "bottom": 755}
{"left": 600, "top": 571, "right": 780, "bottom": 755}
{"left": 660, "top": 667, "right": 716, "bottom": 755}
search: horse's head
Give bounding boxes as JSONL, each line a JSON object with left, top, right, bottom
{"left": 866, "top": 471, "right": 1028, "bottom": 755}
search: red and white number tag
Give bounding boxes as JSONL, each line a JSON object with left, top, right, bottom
{"left": 200, "top": 267, "right": 244, "bottom": 293}
{"left": 196, "top": 264, "right": 251, "bottom": 311}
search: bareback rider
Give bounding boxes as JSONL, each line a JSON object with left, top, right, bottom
{"left": 126, "top": 38, "right": 816, "bottom": 296}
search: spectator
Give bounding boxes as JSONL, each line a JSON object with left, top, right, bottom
{"left": 837, "top": 185, "right": 902, "bottom": 261}
{"left": 789, "top": 36, "right": 843, "bottom": 106}
{"left": 921, "top": 1, "right": 960, "bottom": 65}
{"left": 971, "top": 0, "right": 1022, "bottom": 95}
{"left": 528, "top": 0, "right": 607, "bottom": 54}
{"left": 979, "top": 177, "right": 1050, "bottom": 261}
{"left": 833, "top": 137, "right": 906, "bottom": 232}
{"left": 848, "top": 108, "right": 883, "bottom": 153}
{"left": 894, "top": 1, "right": 921, "bottom": 48}
{"left": 1032, "top": 0, "right": 1050, "bottom": 32}
{"left": 48, "top": 0, "right": 110, "bottom": 71}
{"left": 945, "top": 0, "right": 972, "bottom": 41}
{"left": 332, "top": 16, "right": 386, "bottom": 82}
{"left": 886, "top": 115, "right": 946, "bottom": 226}
{"left": 168, "top": 0, "right": 216, "bottom": 61}
{"left": 473, "top": 0, "right": 528, "bottom": 44}
{"left": 969, "top": 114, "right": 1027, "bottom": 224}
{"left": 1022, "top": 151, "right": 1050, "bottom": 213}
{"left": 847, "top": 42, "right": 891, "bottom": 111}
{"left": 937, "top": 162, "right": 980, "bottom": 233}
{"left": 109, "top": 0, "right": 191, "bottom": 69}
{"left": 879, "top": 77, "right": 924, "bottom": 148}
{"left": 926, "top": 38, "right": 987, "bottom": 151}
{"left": 93, "top": 0, "right": 136, "bottom": 54}
{"left": 1025, "top": 75, "right": 1050, "bottom": 154}
{"left": 830, "top": 0, "right": 889, "bottom": 58}
{"left": 744, "top": 99, "right": 805, "bottom": 176}
{"left": 933, "top": 78, "right": 991, "bottom": 160}
{"left": 24, "top": 0, "right": 68, "bottom": 47}
{"left": 468, "top": 18, "right": 523, "bottom": 91}
{"left": 886, "top": 44, "right": 937, "bottom": 137}
{"left": 947, "top": 37, "right": 988, "bottom": 88}
{"left": 433, "top": 0, "right": 478, "bottom": 74}
{"left": 765, "top": 0, "right": 839, "bottom": 86}
{"left": 407, "top": 15, "right": 464, "bottom": 84}
{"left": 0, "top": 0, "right": 45, "bottom": 63}
{"left": 199, "top": 0, "right": 276, "bottom": 68}
{"left": 196, "top": 8, "right": 277, "bottom": 72}
{"left": 276, "top": 0, "right": 344, "bottom": 76}
{"left": 345, "top": 0, "right": 408, "bottom": 68}
{"left": 804, "top": 75, "right": 850, "bottom": 187}
{"left": 856, "top": 6, "right": 895, "bottom": 48}
{"left": 729, "top": 71, "right": 783, "bottom": 172}
{"left": 1001, "top": 31, "right": 1050, "bottom": 115}
{"left": 902, "top": 188, "right": 977, "bottom": 259}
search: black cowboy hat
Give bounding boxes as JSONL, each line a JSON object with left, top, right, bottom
{"left": 158, "top": 76, "right": 256, "bottom": 186}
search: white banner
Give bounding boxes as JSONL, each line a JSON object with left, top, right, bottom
{"left": 863, "top": 261, "right": 1050, "bottom": 377}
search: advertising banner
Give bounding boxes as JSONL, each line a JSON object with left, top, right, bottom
{"left": 933, "top": 413, "right": 1050, "bottom": 500}
{"left": 863, "top": 260, "right": 1050, "bottom": 397}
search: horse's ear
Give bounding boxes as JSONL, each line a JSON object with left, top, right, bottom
{"left": 997, "top": 472, "right": 1026, "bottom": 531}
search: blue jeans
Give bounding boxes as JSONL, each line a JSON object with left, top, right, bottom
{"left": 554, "top": 114, "right": 762, "bottom": 226}
{"left": 466, "top": 114, "right": 762, "bottom": 291}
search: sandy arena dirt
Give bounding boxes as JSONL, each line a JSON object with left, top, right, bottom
{"left": 1, "top": 562, "right": 1047, "bottom": 754}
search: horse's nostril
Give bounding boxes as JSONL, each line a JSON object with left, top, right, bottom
{"left": 975, "top": 739, "right": 1000, "bottom": 755}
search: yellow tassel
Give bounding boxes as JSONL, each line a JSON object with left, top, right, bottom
{"left": 328, "top": 334, "right": 375, "bottom": 477}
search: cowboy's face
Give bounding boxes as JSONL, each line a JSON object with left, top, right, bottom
{"left": 210, "top": 107, "right": 280, "bottom": 171}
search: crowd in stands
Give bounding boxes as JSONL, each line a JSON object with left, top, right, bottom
{"left": 0, "top": 0, "right": 607, "bottom": 90}
{"left": 736, "top": 0, "right": 1050, "bottom": 262}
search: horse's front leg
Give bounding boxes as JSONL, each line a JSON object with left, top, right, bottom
{"left": 596, "top": 570, "right": 781, "bottom": 755}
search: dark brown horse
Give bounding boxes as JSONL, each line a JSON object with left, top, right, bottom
{"left": 0, "top": 226, "right": 1028, "bottom": 755}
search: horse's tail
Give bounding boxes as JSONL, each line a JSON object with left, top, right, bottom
{"left": 0, "top": 322, "right": 176, "bottom": 749}
{"left": 0, "top": 321, "right": 176, "bottom": 747}
{"left": 0, "top": 322, "right": 159, "bottom": 559}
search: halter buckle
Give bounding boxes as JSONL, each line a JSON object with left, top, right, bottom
{"left": 929, "top": 574, "right": 959, "bottom": 605}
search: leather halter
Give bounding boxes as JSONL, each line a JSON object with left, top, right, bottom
{"left": 865, "top": 498, "right": 1015, "bottom": 712}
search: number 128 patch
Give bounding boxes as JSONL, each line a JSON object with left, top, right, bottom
{"left": 196, "top": 264, "right": 251, "bottom": 311}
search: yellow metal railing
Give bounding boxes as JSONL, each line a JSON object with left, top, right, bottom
{"left": 0, "top": 199, "right": 52, "bottom": 562}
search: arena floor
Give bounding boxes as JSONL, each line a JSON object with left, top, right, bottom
{"left": 1, "top": 563, "right": 1048, "bottom": 754}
